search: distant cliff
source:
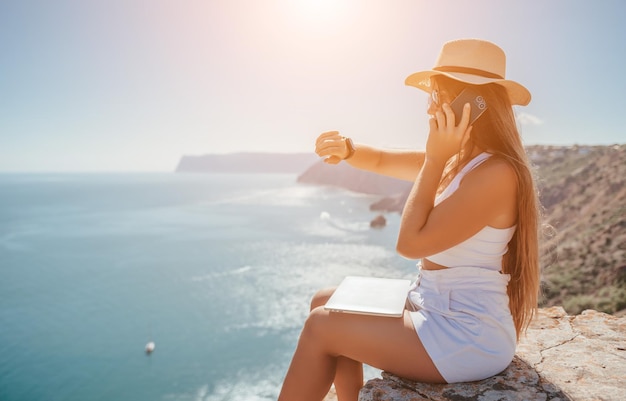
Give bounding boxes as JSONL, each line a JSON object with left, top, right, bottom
{"left": 175, "top": 152, "right": 319, "bottom": 174}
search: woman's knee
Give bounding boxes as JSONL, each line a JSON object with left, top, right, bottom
{"left": 310, "top": 287, "right": 336, "bottom": 311}
{"left": 300, "top": 288, "right": 343, "bottom": 352}
{"left": 300, "top": 305, "right": 332, "bottom": 348}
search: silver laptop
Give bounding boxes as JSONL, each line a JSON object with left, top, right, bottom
{"left": 324, "top": 276, "right": 412, "bottom": 318}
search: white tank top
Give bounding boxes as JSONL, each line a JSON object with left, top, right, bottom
{"left": 425, "top": 153, "right": 516, "bottom": 271}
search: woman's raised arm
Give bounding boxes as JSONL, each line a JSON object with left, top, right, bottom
{"left": 314, "top": 131, "right": 425, "bottom": 182}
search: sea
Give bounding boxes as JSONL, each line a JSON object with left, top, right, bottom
{"left": 0, "top": 172, "right": 418, "bottom": 401}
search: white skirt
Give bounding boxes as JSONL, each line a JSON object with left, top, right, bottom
{"left": 407, "top": 266, "right": 516, "bottom": 383}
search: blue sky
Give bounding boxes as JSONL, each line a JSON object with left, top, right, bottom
{"left": 1, "top": 0, "right": 625, "bottom": 172}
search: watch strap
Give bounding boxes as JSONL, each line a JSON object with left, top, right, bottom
{"left": 343, "top": 137, "right": 356, "bottom": 160}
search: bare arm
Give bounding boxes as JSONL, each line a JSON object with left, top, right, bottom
{"left": 397, "top": 103, "right": 471, "bottom": 258}
{"left": 397, "top": 157, "right": 518, "bottom": 259}
{"left": 314, "top": 131, "right": 425, "bottom": 182}
{"left": 396, "top": 103, "right": 517, "bottom": 260}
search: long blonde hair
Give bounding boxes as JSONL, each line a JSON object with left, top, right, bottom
{"left": 435, "top": 76, "right": 541, "bottom": 340}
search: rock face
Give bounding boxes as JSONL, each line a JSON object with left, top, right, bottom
{"left": 358, "top": 307, "right": 626, "bottom": 401}
{"left": 370, "top": 214, "right": 387, "bottom": 228}
{"left": 533, "top": 145, "right": 626, "bottom": 315}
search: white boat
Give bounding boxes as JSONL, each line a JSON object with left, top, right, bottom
{"left": 145, "top": 341, "right": 155, "bottom": 354}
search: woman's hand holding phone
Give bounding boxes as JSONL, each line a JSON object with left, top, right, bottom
{"left": 450, "top": 88, "right": 488, "bottom": 126}
{"left": 426, "top": 102, "right": 472, "bottom": 165}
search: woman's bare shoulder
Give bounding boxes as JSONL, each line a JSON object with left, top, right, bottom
{"left": 464, "top": 156, "right": 518, "bottom": 189}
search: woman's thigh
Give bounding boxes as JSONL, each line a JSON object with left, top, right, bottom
{"left": 303, "top": 306, "right": 445, "bottom": 383}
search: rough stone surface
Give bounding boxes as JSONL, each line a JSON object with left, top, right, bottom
{"left": 356, "top": 307, "right": 626, "bottom": 401}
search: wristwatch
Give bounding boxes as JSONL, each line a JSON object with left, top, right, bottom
{"left": 343, "top": 137, "right": 356, "bottom": 160}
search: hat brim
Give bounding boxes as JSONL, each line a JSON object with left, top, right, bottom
{"left": 405, "top": 70, "right": 531, "bottom": 106}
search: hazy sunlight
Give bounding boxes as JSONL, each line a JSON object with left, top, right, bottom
{"left": 287, "top": 0, "right": 353, "bottom": 33}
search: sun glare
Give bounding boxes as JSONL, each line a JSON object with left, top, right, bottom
{"left": 291, "top": 0, "right": 351, "bottom": 27}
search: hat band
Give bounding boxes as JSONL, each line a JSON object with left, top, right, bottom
{"left": 434, "top": 66, "right": 504, "bottom": 80}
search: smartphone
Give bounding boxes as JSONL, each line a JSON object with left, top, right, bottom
{"left": 450, "top": 87, "right": 488, "bottom": 125}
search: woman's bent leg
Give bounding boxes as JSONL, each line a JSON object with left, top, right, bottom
{"left": 309, "top": 289, "right": 363, "bottom": 401}
{"left": 278, "top": 304, "right": 444, "bottom": 401}
{"left": 334, "top": 358, "right": 363, "bottom": 401}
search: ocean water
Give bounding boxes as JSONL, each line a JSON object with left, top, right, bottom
{"left": 0, "top": 173, "right": 417, "bottom": 401}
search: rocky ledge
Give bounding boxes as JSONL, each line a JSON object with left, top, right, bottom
{"left": 355, "top": 307, "right": 625, "bottom": 401}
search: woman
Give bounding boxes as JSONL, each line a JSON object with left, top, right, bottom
{"left": 278, "top": 39, "right": 541, "bottom": 401}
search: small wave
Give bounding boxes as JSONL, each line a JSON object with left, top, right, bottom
{"left": 191, "top": 367, "right": 380, "bottom": 401}
{"left": 202, "top": 376, "right": 280, "bottom": 401}
{"left": 314, "top": 211, "right": 371, "bottom": 234}
{"left": 0, "top": 237, "right": 28, "bottom": 251}
{"left": 191, "top": 265, "right": 252, "bottom": 282}
{"left": 0, "top": 230, "right": 40, "bottom": 252}
{"left": 195, "top": 385, "right": 209, "bottom": 401}
{"left": 208, "top": 185, "right": 321, "bottom": 208}
{"left": 328, "top": 219, "right": 371, "bottom": 232}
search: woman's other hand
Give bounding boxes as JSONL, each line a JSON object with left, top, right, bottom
{"left": 426, "top": 103, "right": 472, "bottom": 165}
{"left": 315, "top": 131, "right": 350, "bottom": 164}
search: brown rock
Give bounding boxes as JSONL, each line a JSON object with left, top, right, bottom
{"left": 356, "top": 307, "right": 626, "bottom": 401}
{"left": 370, "top": 214, "right": 387, "bottom": 228}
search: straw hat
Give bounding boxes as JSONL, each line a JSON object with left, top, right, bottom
{"left": 405, "top": 39, "right": 531, "bottom": 106}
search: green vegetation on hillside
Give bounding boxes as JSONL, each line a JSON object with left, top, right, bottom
{"left": 530, "top": 145, "right": 626, "bottom": 315}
